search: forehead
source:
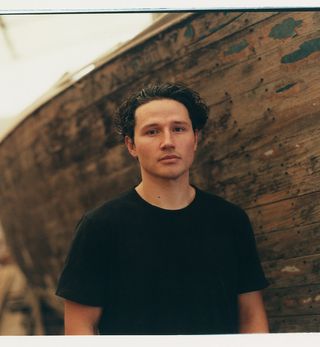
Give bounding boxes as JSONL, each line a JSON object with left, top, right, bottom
{"left": 134, "top": 99, "right": 191, "bottom": 127}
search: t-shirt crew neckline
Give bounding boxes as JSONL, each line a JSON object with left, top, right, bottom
{"left": 131, "top": 185, "right": 199, "bottom": 213}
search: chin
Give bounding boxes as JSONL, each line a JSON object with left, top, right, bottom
{"left": 142, "top": 165, "right": 190, "bottom": 181}
{"left": 155, "top": 169, "right": 188, "bottom": 180}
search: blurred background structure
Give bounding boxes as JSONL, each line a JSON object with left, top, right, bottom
{"left": 0, "top": 11, "right": 320, "bottom": 334}
{"left": 0, "top": 13, "right": 155, "bottom": 139}
{"left": 0, "top": 12, "right": 156, "bottom": 334}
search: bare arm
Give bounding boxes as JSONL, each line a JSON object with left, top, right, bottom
{"left": 64, "top": 299, "right": 102, "bottom": 335}
{"left": 238, "top": 290, "right": 269, "bottom": 333}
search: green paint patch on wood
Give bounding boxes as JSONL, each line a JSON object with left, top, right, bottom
{"left": 224, "top": 39, "right": 248, "bottom": 56}
{"left": 184, "top": 24, "right": 195, "bottom": 39}
{"left": 281, "top": 38, "right": 320, "bottom": 63}
{"left": 276, "top": 82, "right": 297, "bottom": 93}
{"left": 269, "top": 17, "right": 303, "bottom": 39}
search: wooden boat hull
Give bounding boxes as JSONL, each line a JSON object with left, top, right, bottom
{"left": 0, "top": 12, "right": 320, "bottom": 332}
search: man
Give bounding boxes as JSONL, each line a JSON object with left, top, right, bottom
{"left": 56, "top": 83, "right": 269, "bottom": 335}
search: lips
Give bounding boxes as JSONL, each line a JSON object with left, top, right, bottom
{"left": 159, "top": 155, "right": 180, "bottom": 161}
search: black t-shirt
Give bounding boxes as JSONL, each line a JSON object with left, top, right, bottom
{"left": 56, "top": 187, "right": 268, "bottom": 334}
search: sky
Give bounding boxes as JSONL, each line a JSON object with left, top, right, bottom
{"left": 0, "top": 13, "right": 153, "bottom": 140}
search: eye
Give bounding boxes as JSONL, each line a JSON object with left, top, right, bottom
{"left": 173, "top": 126, "right": 185, "bottom": 132}
{"left": 145, "top": 129, "right": 159, "bottom": 136}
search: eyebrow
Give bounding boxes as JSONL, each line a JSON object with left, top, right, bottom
{"left": 171, "top": 121, "right": 190, "bottom": 125}
{"left": 140, "top": 121, "right": 190, "bottom": 130}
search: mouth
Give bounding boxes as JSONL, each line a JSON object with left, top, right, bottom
{"left": 159, "top": 155, "right": 181, "bottom": 161}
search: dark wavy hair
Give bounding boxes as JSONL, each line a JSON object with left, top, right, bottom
{"left": 115, "top": 82, "right": 209, "bottom": 140}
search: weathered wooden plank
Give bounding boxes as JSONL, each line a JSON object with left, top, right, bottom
{"left": 197, "top": 58, "right": 320, "bottom": 156}
{"left": 196, "top": 12, "right": 320, "bottom": 104}
{"left": 257, "top": 223, "right": 320, "bottom": 262}
{"left": 269, "top": 314, "right": 320, "bottom": 333}
{"left": 90, "top": 12, "right": 276, "bottom": 106}
{"left": 185, "top": 12, "right": 278, "bottom": 51}
{"left": 264, "top": 284, "right": 320, "bottom": 317}
{"left": 263, "top": 254, "right": 320, "bottom": 288}
{"left": 145, "top": 12, "right": 318, "bottom": 120}
{"left": 191, "top": 108, "right": 320, "bottom": 208}
{"left": 247, "top": 190, "right": 320, "bottom": 234}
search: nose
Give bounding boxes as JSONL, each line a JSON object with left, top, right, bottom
{"left": 160, "top": 129, "right": 175, "bottom": 150}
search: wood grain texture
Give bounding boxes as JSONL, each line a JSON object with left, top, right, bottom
{"left": 257, "top": 222, "right": 320, "bottom": 261}
{"left": 269, "top": 314, "right": 320, "bottom": 333}
{"left": 264, "top": 284, "right": 320, "bottom": 316}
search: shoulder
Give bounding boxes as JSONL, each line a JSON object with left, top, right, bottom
{"left": 196, "top": 189, "right": 255, "bottom": 245}
{"left": 83, "top": 188, "right": 137, "bottom": 225}
{"left": 196, "top": 187, "right": 247, "bottom": 220}
{"left": 71, "top": 189, "right": 137, "bottom": 242}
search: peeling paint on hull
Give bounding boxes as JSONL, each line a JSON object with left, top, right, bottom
{"left": 269, "top": 17, "right": 303, "bottom": 39}
{"left": 224, "top": 39, "right": 249, "bottom": 56}
{"left": 281, "top": 38, "right": 320, "bottom": 63}
{"left": 184, "top": 24, "right": 195, "bottom": 39}
{"left": 276, "top": 82, "right": 297, "bottom": 93}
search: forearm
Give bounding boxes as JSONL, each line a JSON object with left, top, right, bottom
{"left": 238, "top": 312, "right": 269, "bottom": 333}
{"left": 64, "top": 300, "right": 102, "bottom": 335}
{"left": 238, "top": 291, "right": 269, "bottom": 333}
{"left": 65, "top": 320, "right": 99, "bottom": 335}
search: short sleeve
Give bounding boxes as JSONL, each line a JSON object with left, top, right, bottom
{"left": 55, "top": 215, "right": 108, "bottom": 306}
{"left": 235, "top": 209, "right": 269, "bottom": 294}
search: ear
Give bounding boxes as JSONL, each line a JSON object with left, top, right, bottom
{"left": 125, "top": 136, "right": 137, "bottom": 158}
{"left": 193, "top": 129, "right": 199, "bottom": 151}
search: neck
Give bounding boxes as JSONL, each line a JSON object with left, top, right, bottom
{"left": 135, "top": 174, "right": 195, "bottom": 210}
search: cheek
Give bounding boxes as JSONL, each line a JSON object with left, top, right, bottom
{"left": 135, "top": 143, "right": 154, "bottom": 159}
{"left": 186, "top": 138, "right": 197, "bottom": 152}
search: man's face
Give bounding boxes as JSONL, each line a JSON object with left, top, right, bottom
{"left": 125, "top": 98, "right": 198, "bottom": 181}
